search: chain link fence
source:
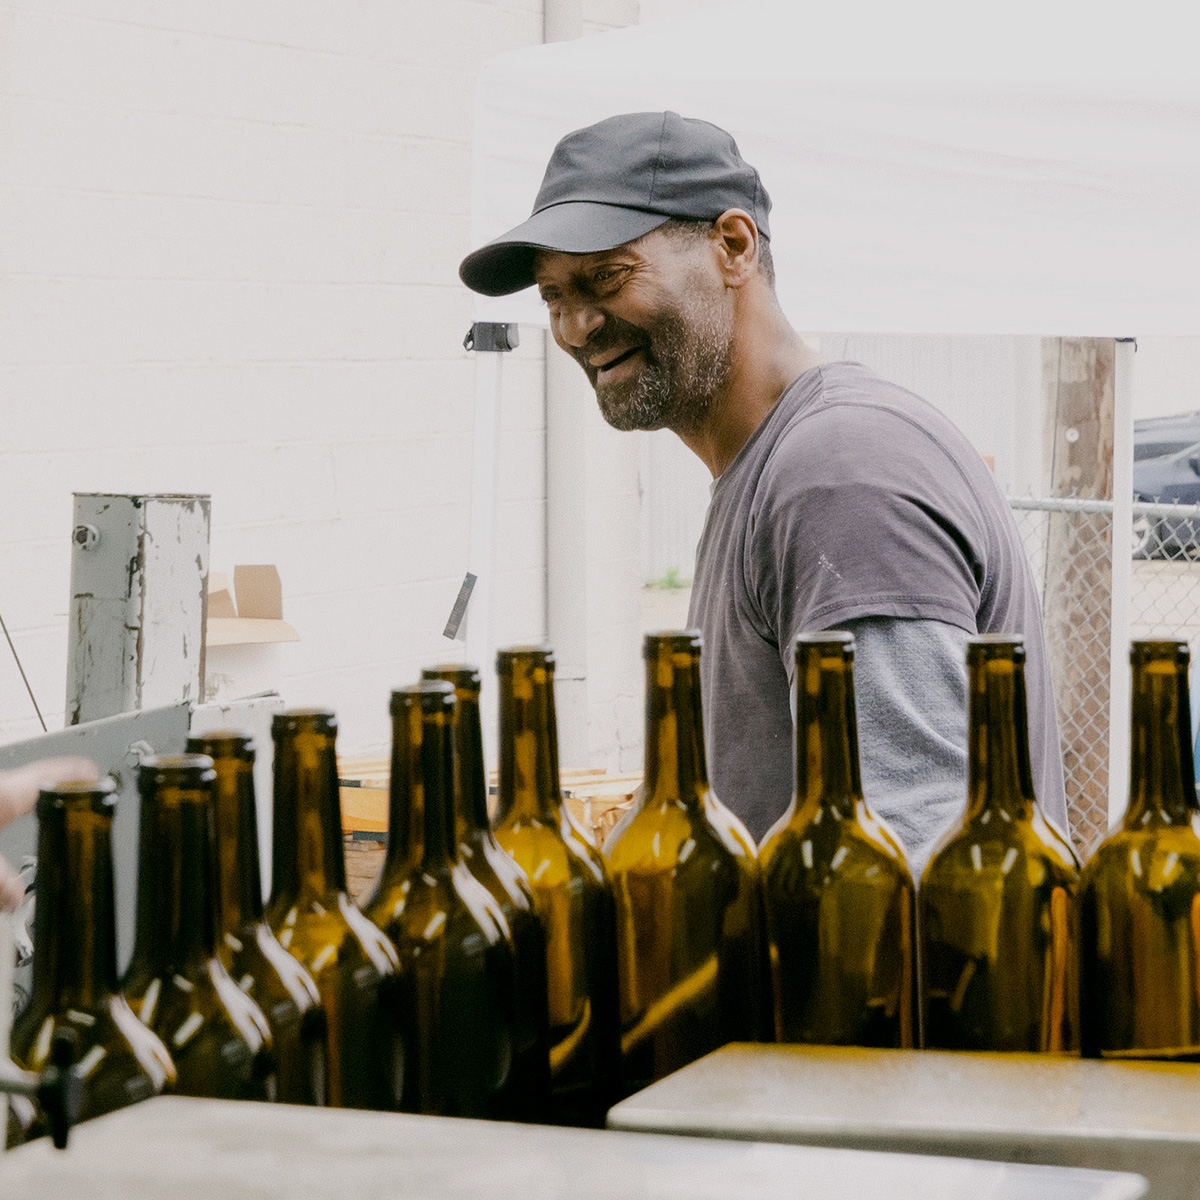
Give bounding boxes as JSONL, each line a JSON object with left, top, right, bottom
{"left": 1010, "top": 496, "right": 1200, "bottom": 857}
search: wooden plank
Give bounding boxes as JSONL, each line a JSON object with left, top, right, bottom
{"left": 1041, "top": 338, "right": 1116, "bottom": 857}
{"left": 339, "top": 786, "right": 387, "bottom": 835}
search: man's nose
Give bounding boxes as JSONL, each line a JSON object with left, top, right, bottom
{"left": 554, "top": 298, "right": 604, "bottom": 349}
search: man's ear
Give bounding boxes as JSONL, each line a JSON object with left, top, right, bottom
{"left": 710, "top": 210, "right": 759, "bottom": 287}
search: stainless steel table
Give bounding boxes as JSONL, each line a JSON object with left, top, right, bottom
{"left": 0, "top": 1094, "right": 1144, "bottom": 1200}
{"left": 609, "top": 1044, "right": 1197, "bottom": 1198}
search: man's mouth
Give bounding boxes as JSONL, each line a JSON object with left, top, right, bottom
{"left": 592, "top": 346, "right": 642, "bottom": 383}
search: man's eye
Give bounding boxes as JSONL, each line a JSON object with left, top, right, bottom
{"left": 593, "top": 267, "right": 625, "bottom": 287}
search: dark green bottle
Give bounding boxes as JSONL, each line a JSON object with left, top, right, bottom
{"left": 364, "top": 682, "right": 518, "bottom": 1117}
{"left": 188, "top": 732, "right": 327, "bottom": 1104}
{"left": 493, "top": 646, "right": 619, "bottom": 1127}
{"left": 759, "top": 633, "right": 917, "bottom": 1047}
{"left": 606, "top": 632, "right": 764, "bottom": 1094}
{"left": 422, "top": 663, "right": 550, "bottom": 1120}
{"left": 921, "top": 636, "right": 1079, "bottom": 1051}
{"left": 266, "top": 710, "right": 403, "bottom": 1110}
{"left": 123, "top": 755, "right": 275, "bottom": 1098}
{"left": 1081, "top": 640, "right": 1200, "bottom": 1057}
{"left": 10, "top": 778, "right": 175, "bottom": 1137}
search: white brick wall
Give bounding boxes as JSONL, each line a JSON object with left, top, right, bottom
{"left": 0, "top": 0, "right": 559, "bottom": 757}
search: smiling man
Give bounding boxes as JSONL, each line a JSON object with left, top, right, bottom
{"left": 459, "top": 111, "right": 1067, "bottom": 866}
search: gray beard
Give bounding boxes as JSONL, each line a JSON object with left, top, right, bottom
{"left": 592, "top": 296, "right": 734, "bottom": 436}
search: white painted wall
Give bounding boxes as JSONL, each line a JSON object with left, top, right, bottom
{"left": 0, "top": 1, "right": 557, "bottom": 757}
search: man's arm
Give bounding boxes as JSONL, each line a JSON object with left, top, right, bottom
{"left": 835, "top": 616, "right": 969, "bottom": 875}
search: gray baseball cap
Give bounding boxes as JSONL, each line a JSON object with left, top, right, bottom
{"left": 459, "top": 111, "right": 771, "bottom": 297}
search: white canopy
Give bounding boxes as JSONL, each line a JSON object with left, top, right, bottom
{"left": 469, "top": 0, "right": 1200, "bottom": 335}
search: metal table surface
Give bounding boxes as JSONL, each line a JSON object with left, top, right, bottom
{"left": 0, "top": 1094, "right": 1144, "bottom": 1200}
{"left": 608, "top": 1044, "right": 1198, "bottom": 1198}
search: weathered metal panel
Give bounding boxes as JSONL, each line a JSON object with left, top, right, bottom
{"left": 65, "top": 494, "right": 210, "bottom": 725}
{"left": 0, "top": 704, "right": 192, "bottom": 989}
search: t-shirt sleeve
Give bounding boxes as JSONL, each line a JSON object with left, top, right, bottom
{"left": 748, "top": 403, "right": 987, "bottom": 674}
{"left": 839, "top": 616, "right": 969, "bottom": 874}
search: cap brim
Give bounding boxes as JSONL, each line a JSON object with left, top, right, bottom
{"left": 459, "top": 203, "right": 671, "bottom": 297}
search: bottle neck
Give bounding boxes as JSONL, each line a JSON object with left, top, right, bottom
{"left": 211, "top": 757, "right": 264, "bottom": 930}
{"left": 131, "top": 786, "right": 219, "bottom": 972}
{"left": 643, "top": 646, "right": 709, "bottom": 808}
{"left": 31, "top": 805, "right": 119, "bottom": 1009}
{"left": 497, "top": 659, "right": 562, "bottom": 823}
{"left": 453, "top": 688, "right": 491, "bottom": 839}
{"left": 966, "top": 654, "right": 1036, "bottom": 821}
{"left": 1126, "top": 651, "right": 1198, "bottom": 824}
{"left": 791, "top": 644, "right": 862, "bottom": 822}
{"left": 270, "top": 726, "right": 347, "bottom": 904}
{"left": 418, "top": 705, "right": 456, "bottom": 870}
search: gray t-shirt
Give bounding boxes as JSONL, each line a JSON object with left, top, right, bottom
{"left": 688, "top": 361, "right": 1067, "bottom": 847}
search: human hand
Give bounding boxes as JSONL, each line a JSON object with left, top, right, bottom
{"left": 0, "top": 757, "right": 100, "bottom": 830}
{"left": 0, "top": 756, "right": 100, "bottom": 912}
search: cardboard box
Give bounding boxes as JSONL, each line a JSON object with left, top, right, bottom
{"left": 204, "top": 565, "right": 299, "bottom": 703}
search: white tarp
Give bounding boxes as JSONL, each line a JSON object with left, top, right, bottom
{"left": 469, "top": 0, "right": 1200, "bottom": 335}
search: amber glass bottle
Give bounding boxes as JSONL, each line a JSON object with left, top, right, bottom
{"left": 606, "top": 632, "right": 763, "bottom": 1093}
{"left": 759, "top": 633, "right": 916, "bottom": 1047}
{"left": 10, "top": 778, "right": 175, "bottom": 1136}
{"left": 493, "top": 646, "right": 619, "bottom": 1127}
{"left": 187, "top": 733, "right": 326, "bottom": 1104}
{"left": 123, "top": 755, "right": 275, "bottom": 1098}
{"left": 921, "top": 636, "right": 1079, "bottom": 1051}
{"left": 265, "top": 710, "right": 402, "bottom": 1110}
{"left": 364, "top": 682, "right": 518, "bottom": 1117}
{"left": 422, "top": 663, "right": 550, "bottom": 1120}
{"left": 1080, "top": 640, "right": 1200, "bottom": 1057}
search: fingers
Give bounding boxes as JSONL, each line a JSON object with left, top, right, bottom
{"left": 0, "top": 853, "right": 25, "bottom": 912}
{"left": 0, "top": 756, "right": 101, "bottom": 828}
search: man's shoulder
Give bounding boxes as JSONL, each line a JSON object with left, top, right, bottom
{"left": 761, "top": 362, "right": 963, "bottom": 487}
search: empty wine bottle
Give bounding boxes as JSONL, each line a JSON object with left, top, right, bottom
{"left": 921, "top": 636, "right": 1079, "bottom": 1051}
{"left": 422, "top": 663, "right": 550, "bottom": 1120}
{"left": 365, "top": 682, "right": 518, "bottom": 1117}
{"left": 493, "top": 646, "right": 619, "bottom": 1127}
{"left": 188, "top": 732, "right": 326, "bottom": 1104}
{"left": 760, "top": 632, "right": 917, "bottom": 1047}
{"left": 1080, "top": 640, "right": 1200, "bottom": 1057}
{"left": 266, "top": 710, "right": 403, "bottom": 1110}
{"left": 606, "top": 632, "right": 763, "bottom": 1094}
{"left": 123, "top": 755, "right": 275, "bottom": 1098}
{"left": 10, "top": 778, "right": 175, "bottom": 1137}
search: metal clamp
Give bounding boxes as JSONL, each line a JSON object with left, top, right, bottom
{"left": 463, "top": 322, "right": 519, "bottom": 353}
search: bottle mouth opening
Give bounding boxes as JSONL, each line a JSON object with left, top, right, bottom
{"left": 643, "top": 630, "right": 702, "bottom": 658}
{"left": 1130, "top": 639, "right": 1190, "bottom": 664}
{"left": 137, "top": 754, "right": 216, "bottom": 796}
{"left": 37, "top": 776, "right": 118, "bottom": 817}
{"left": 391, "top": 680, "right": 456, "bottom": 715}
{"left": 496, "top": 645, "right": 555, "bottom": 674}
{"left": 187, "top": 732, "right": 255, "bottom": 761}
{"left": 272, "top": 708, "right": 337, "bottom": 735}
{"left": 794, "top": 631, "right": 855, "bottom": 658}
{"left": 967, "top": 635, "right": 1026, "bottom": 664}
{"left": 422, "top": 663, "right": 482, "bottom": 692}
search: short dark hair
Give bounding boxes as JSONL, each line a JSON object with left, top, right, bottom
{"left": 658, "top": 217, "right": 775, "bottom": 289}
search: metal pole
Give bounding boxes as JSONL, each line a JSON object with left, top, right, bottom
{"left": 461, "top": 323, "right": 518, "bottom": 769}
{"left": 1108, "top": 338, "right": 1136, "bottom": 826}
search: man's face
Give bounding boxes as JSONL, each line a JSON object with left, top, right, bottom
{"left": 533, "top": 226, "right": 734, "bottom": 434}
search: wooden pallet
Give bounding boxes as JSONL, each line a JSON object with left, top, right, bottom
{"left": 337, "top": 758, "right": 641, "bottom": 850}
